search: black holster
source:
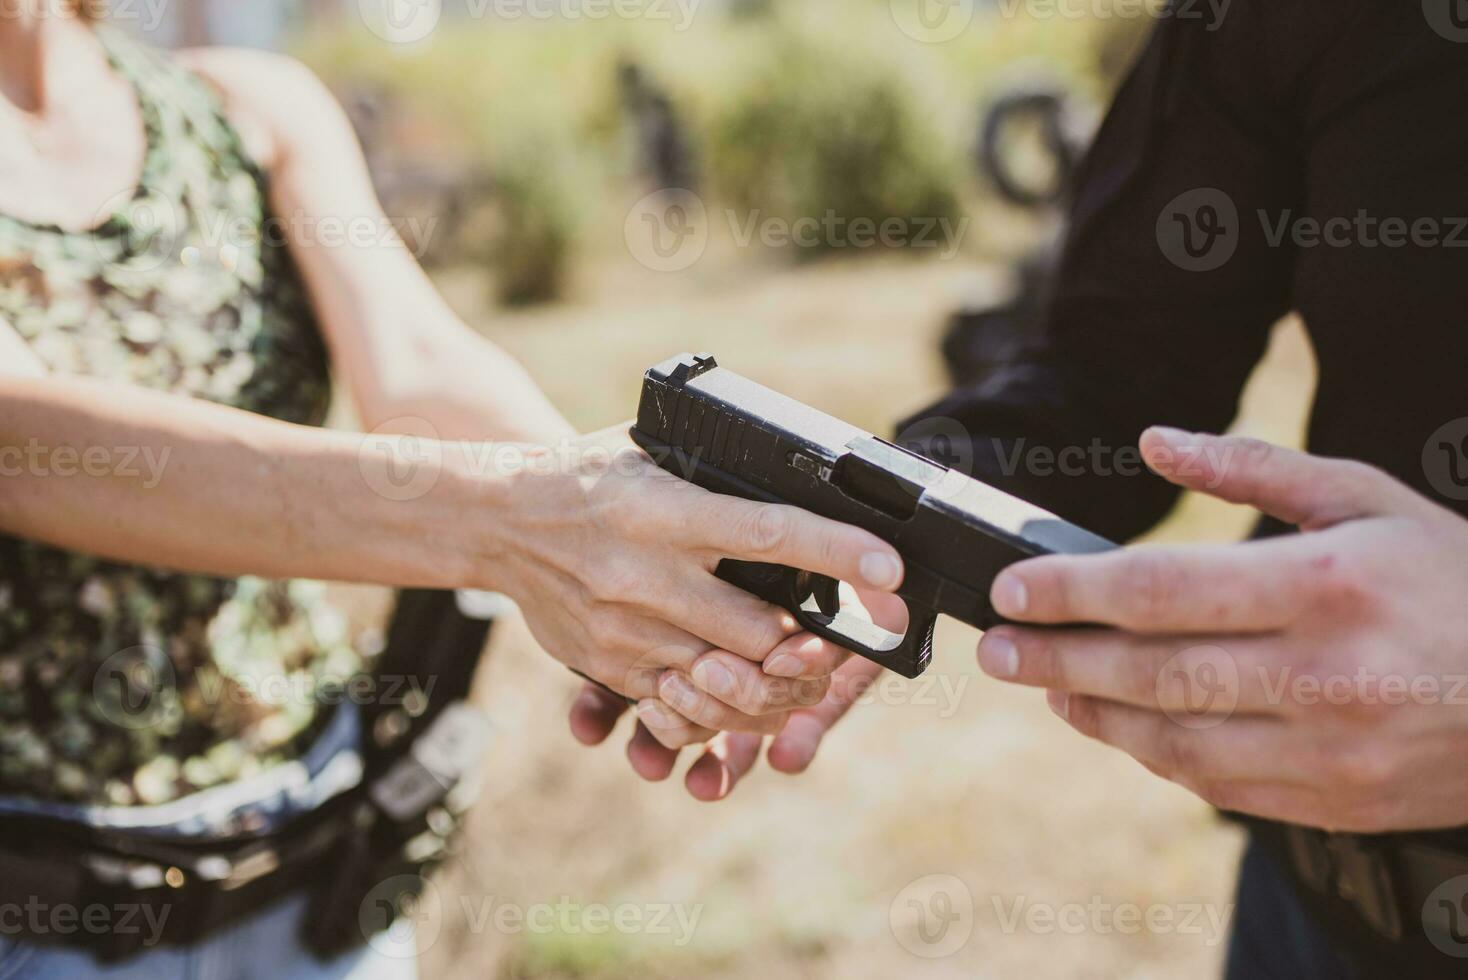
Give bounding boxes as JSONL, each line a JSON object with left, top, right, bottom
{"left": 300, "top": 588, "right": 496, "bottom": 961}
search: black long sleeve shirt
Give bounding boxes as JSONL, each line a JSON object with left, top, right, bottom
{"left": 906, "top": 2, "right": 1468, "bottom": 542}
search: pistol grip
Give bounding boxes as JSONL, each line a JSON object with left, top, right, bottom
{"left": 715, "top": 560, "right": 935, "bottom": 679}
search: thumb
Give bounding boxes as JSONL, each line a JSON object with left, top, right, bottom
{"left": 1140, "top": 428, "right": 1414, "bottom": 530}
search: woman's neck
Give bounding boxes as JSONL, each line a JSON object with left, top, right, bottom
{"left": 0, "top": 3, "right": 89, "bottom": 114}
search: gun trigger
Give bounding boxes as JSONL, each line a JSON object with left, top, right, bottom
{"left": 811, "top": 575, "right": 841, "bottom": 617}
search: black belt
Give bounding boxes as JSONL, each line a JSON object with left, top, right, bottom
{"left": 0, "top": 791, "right": 356, "bottom": 960}
{"left": 0, "top": 588, "right": 496, "bottom": 963}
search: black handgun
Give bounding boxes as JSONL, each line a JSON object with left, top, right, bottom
{"left": 630, "top": 353, "right": 1117, "bottom": 679}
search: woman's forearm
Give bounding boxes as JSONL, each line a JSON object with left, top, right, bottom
{"left": 0, "top": 374, "right": 506, "bottom": 589}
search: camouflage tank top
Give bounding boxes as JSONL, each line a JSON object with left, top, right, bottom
{"left": 0, "top": 30, "right": 363, "bottom": 806}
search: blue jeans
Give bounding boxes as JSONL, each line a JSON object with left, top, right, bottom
{"left": 0, "top": 706, "right": 418, "bottom": 978}
{"left": 1223, "top": 837, "right": 1357, "bottom": 980}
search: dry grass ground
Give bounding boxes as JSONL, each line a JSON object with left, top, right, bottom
{"left": 399, "top": 248, "right": 1316, "bottom": 980}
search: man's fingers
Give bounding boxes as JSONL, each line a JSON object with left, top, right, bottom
{"left": 625, "top": 721, "right": 681, "bottom": 780}
{"left": 568, "top": 682, "right": 629, "bottom": 745}
{"left": 685, "top": 732, "right": 764, "bottom": 802}
{"left": 1054, "top": 693, "right": 1304, "bottom": 783}
{"left": 633, "top": 698, "right": 717, "bottom": 749}
{"left": 990, "top": 537, "right": 1320, "bottom": 632}
{"left": 1140, "top": 428, "right": 1415, "bottom": 530}
{"left": 695, "top": 497, "right": 904, "bottom": 593}
{"left": 979, "top": 628, "right": 1286, "bottom": 715}
{"left": 767, "top": 657, "right": 883, "bottom": 773}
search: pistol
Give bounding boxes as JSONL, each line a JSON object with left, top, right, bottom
{"left": 630, "top": 353, "right": 1117, "bottom": 679}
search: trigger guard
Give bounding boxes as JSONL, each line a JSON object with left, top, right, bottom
{"left": 809, "top": 574, "right": 841, "bottom": 617}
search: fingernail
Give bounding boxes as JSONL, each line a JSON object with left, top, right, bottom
{"left": 692, "top": 659, "right": 737, "bottom": 696}
{"left": 1047, "top": 690, "right": 1069, "bottom": 721}
{"left": 978, "top": 635, "right": 1020, "bottom": 678}
{"left": 860, "top": 552, "right": 903, "bottom": 590}
{"left": 658, "top": 672, "right": 699, "bottom": 713}
{"left": 763, "top": 653, "right": 804, "bottom": 678}
{"left": 992, "top": 573, "right": 1028, "bottom": 617}
{"left": 637, "top": 698, "right": 682, "bottom": 731}
{"left": 1148, "top": 426, "right": 1190, "bottom": 447}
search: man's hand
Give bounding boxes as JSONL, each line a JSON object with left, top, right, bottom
{"left": 568, "top": 587, "right": 906, "bottom": 799}
{"left": 978, "top": 426, "right": 1468, "bottom": 833}
{"left": 568, "top": 655, "right": 886, "bottom": 800}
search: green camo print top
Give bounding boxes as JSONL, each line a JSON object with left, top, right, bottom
{"left": 0, "top": 30, "right": 363, "bottom": 806}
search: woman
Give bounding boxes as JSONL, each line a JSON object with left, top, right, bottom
{"left": 0, "top": 3, "right": 903, "bottom": 975}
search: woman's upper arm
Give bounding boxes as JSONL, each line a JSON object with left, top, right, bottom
{"left": 174, "top": 49, "right": 453, "bottom": 380}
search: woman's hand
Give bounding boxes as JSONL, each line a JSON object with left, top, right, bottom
{"left": 568, "top": 585, "right": 906, "bottom": 796}
{"left": 487, "top": 426, "right": 905, "bottom": 733}
{"left": 978, "top": 427, "right": 1468, "bottom": 833}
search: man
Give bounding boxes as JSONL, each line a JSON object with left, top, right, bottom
{"left": 574, "top": 2, "right": 1468, "bottom": 974}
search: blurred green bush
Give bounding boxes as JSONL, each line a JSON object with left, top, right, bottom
{"left": 296, "top": 0, "right": 1119, "bottom": 304}
{"left": 701, "top": 24, "right": 962, "bottom": 261}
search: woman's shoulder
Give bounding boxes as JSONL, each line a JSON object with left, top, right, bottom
{"left": 173, "top": 47, "right": 346, "bottom": 176}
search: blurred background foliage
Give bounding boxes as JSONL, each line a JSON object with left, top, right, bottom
{"left": 295, "top": 0, "right": 1143, "bottom": 304}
